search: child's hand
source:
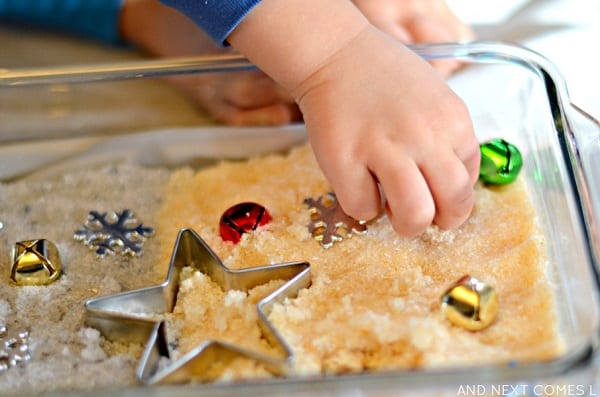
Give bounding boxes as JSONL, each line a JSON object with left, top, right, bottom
{"left": 229, "top": 0, "right": 480, "bottom": 236}
{"left": 159, "top": 0, "right": 480, "bottom": 236}
{"left": 165, "top": 71, "right": 300, "bottom": 126}
{"left": 353, "top": 0, "right": 474, "bottom": 76}
{"left": 292, "top": 26, "right": 480, "bottom": 236}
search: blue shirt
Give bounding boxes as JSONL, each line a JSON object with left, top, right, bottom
{"left": 160, "top": 0, "right": 261, "bottom": 45}
{"left": 0, "top": 0, "right": 123, "bottom": 43}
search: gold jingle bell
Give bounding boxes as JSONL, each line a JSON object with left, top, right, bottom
{"left": 10, "top": 239, "right": 62, "bottom": 286}
{"left": 441, "top": 275, "right": 498, "bottom": 331}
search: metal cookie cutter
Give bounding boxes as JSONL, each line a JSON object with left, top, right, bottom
{"left": 85, "top": 228, "right": 311, "bottom": 385}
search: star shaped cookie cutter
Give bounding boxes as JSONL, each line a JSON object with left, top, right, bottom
{"left": 85, "top": 228, "right": 311, "bottom": 385}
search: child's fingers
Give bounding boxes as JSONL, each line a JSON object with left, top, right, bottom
{"left": 211, "top": 102, "right": 300, "bottom": 126}
{"left": 317, "top": 150, "right": 382, "bottom": 222}
{"left": 403, "top": 17, "right": 464, "bottom": 76}
{"left": 222, "top": 72, "right": 294, "bottom": 109}
{"left": 366, "top": 16, "right": 412, "bottom": 43}
{"left": 455, "top": 139, "right": 482, "bottom": 185}
{"left": 168, "top": 72, "right": 297, "bottom": 124}
{"left": 420, "top": 151, "right": 475, "bottom": 230}
{"left": 373, "top": 151, "right": 435, "bottom": 237}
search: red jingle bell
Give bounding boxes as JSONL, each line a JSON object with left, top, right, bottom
{"left": 219, "top": 202, "right": 272, "bottom": 243}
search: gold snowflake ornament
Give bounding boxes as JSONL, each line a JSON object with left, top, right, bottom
{"left": 304, "top": 192, "right": 367, "bottom": 249}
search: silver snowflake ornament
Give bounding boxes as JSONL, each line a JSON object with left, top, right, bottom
{"left": 74, "top": 210, "right": 154, "bottom": 257}
{"left": 0, "top": 326, "right": 31, "bottom": 372}
{"left": 304, "top": 192, "right": 367, "bottom": 249}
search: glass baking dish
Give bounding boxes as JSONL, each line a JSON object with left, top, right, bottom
{"left": 0, "top": 42, "right": 599, "bottom": 397}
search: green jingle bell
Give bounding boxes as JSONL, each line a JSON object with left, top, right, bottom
{"left": 479, "top": 138, "right": 523, "bottom": 185}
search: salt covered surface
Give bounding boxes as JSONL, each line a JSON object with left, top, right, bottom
{"left": 0, "top": 164, "right": 170, "bottom": 394}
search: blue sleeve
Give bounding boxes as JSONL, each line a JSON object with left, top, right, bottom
{"left": 0, "top": 0, "right": 124, "bottom": 44}
{"left": 160, "top": 0, "right": 261, "bottom": 46}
